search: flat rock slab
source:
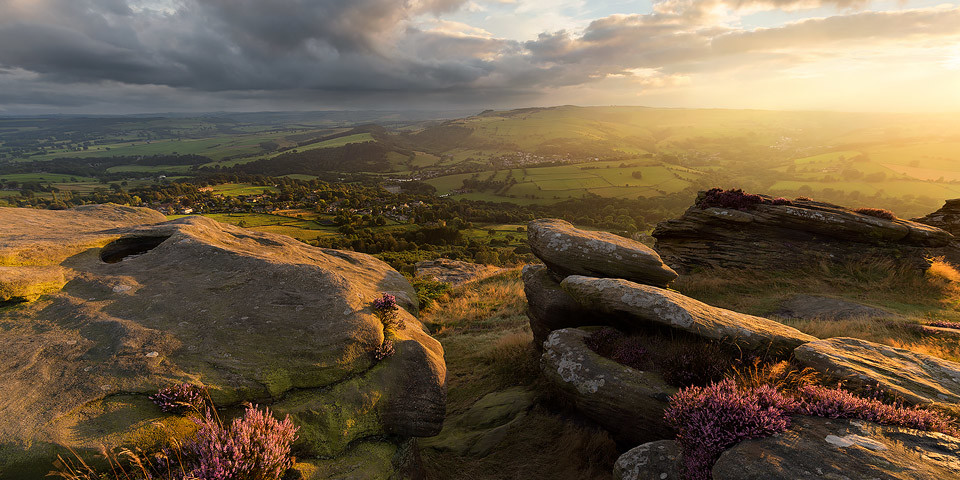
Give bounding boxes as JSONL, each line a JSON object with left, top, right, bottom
{"left": 561, "top": 275, "right": 817, "bottom": 355}
{"left": 415, "top": 258, "right": 503, "bottom": 286}
{"left": 541, "top": 328, "right": 676, "bottom": 444}
{"left": 0, "top": 208, "right": 446, "bottom": 473}
{"left": 614, "top": 440, "right": 681, "bottom": 480}
{"left": 713, "top": 416, "right": 960, "bottom": 480}
{"left": 774, "top": 295, "right": 892, "bottom": 321}
{"left": 527, "top": 218, "right": 677, "bottom": 287}
{"left": 794, "top": 337, "right": 960, "bottom": 405}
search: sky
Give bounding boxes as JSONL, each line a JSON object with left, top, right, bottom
{"left": 0, "top": 0, "right": 958, "bottom": 114}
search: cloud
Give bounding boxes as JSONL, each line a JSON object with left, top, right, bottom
{"left": 0, "top": 0, "right": 957, "bottom": 112}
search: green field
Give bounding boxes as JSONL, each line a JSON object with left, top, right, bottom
{"left": 208, "top": 183, "right": 279, "bottom": 196}
{"left": 427, "top": 160, "right": 696, "bottom": 204}
{"left": 0, "top": 173, "right": 98, "bottom": 183}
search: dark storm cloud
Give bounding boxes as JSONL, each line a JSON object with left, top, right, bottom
{"left": 0, "top": 0, "right": 958, "bottom": 112}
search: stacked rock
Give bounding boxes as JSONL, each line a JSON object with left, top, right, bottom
{"left": 523, "top": 218, "right": 679, "bottom": 348}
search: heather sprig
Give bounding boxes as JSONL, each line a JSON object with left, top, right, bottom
{"left": 151, "top": 383, "right": 207, "bottom": 414}
{"left": 372, "top": 339, "right": 395, "bottom": 361}
{"left": 372, "top": 293, "right": 404, "bottom": 331}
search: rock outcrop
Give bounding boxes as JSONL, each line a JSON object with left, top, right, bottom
{"left": 522, "top": 264, "right": 603, "bottom": 348}
{"left": 773, "top": 294, "right": 893, "bottom": 321}
{"left": 540, "top": 328, "right": 676, "bottom": 444}
{"left": 613, "top": 440, "right": 681, "bottom": 480}
{"left": 794, "top": 337, "right": 960, "bottom": 405}
{"left": 712, "top": 416, "right": 960, "bottom": 480}
{"left": 653, "top": 193, "right": 958, "bottom": 273}
{"left": 561, "top": 275, "right": 817, "bottom": 355}
{"left": 0, "top": 206, "right": 445, "bottom": 478}
{"left": 915, "top": 198, "right": 960, "bottom": 237}
{"left": 421, "top": 386, "right": 535, "bottom": 458}
{"left": 527, "top": 218, "right": 678, "bottom": 287}
{"left": 415, "top": 258, "right": 503, "bottom": 286}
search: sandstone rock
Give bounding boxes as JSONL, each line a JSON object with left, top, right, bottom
{"left": 774, "top": 295, "right": 892, "bottom": 321}
{"left": 415, "top": 258, "right": 503, "bottom": 286}
{"left": 527, "top": 218, "right": 678, "bottom": 287}
{"left": 794, "top": 337, "right": 960, "bottom": 405}
{"left": 561, "top": 275, "right": 817, "bottom": 355}
{"left": 653, "top": 194, "right": 958, "bottom": 273}
{"left": 915, "top": 198, "right": 960, "bottom": 237}
{"left": 0, "top": 209, "right": 445, "bottom": 475}
{"left": 713, "top": 416, "right": 960, "bottom": 480}
{"left": 613, "top": 440, "right": 681, "bottom": 480}
{"left": 0, "top": 204, "right": 166, "bottom": 266}
{"left": 522, "top": 264, "right": 603, "bottom": 348}
{"left": 421, "top": 386, "right": 535, "bottom": 458}
{"left": 540, "top": 328, "right": 675, "bottom": 444}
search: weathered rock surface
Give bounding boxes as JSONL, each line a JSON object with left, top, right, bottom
{"left": 561, "top": 275, "right": 817, "bottom": 355}
{"left": 522, "top": 264, "right": 604, "bottom": 348}
{"left": 540, "top": 328, "right": 675, "bottom": 444}
{"left": 774, "top": 295, "right": 893, "bottom": 321}
{"left": 421, "top": 386, "right": 535, "bottom": 458}
{"left": 653, "top": 194, "right": 958, "bottom": 273}
{"left": 713, "top": 416, "right": 960, "bottom": 480}
{"left": 0, "top": 204, "right": 166, "bottom": 266}
{"left": 0, "top": 206, "right": 445, "bottom": 477}
{"left": 613, "top": 440, "right": 681, "bottom": 480}
{"left": 415, "top": 258, "right": 503, "bottom": 286}
{"left": 527, "top": 218, "right": 678, "bottom": 287}
{"left": 915, "top": 198, "right": 960, "bottom": 237}
{"left": 794, "top": 337, "right": 960, "bottom": 405}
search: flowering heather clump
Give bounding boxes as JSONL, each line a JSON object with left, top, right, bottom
{"left": 150, "top": 383, "right": 207, "bottom": 413}
{"left": 189, "top": 404, "right": 299, "bottom": 480}
{"left": 854, "top": 207, "right": 896, "bottom": 220}
{"left": 795, "top": 196, "right": 813, "bottom": 201}
{"left": 929, "top": 320, "right": 960, "bottom": 330}
{"left": 372, "top": 293, "right": 404, "bottom": 330}
{"left": 771, "top": 197, "right": 791, "bottom": 205}
{"left": 372, "top": 339, "right": 395, "bottom": 361}
{"left": 794, "top": 384, "right": 957, "bottom": 435}
{"left": 609, "top": 338, "right": 648, "bottom": 370}
{"left": 696, "top": 188, "right": 766, "bottom": 210}
{"left": 659, "top": 342, "right": 731, "bottom": 387}
{"left": 584, "top": 327, "right": 624, "bottom": 356}
{"left": 664, "top": 380, "right": 795, "bottom": 480}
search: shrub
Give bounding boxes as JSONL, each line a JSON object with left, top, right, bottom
{"left": 696, "top": 188, "right": 766, "bottom": 210}
{"left": 795, "top": 196, "right": 813, "bottom": 201}
{"left": 794, "top": 384, "right": 957, "bottom": 435}
{"left": 412, "top": 277, "right": 452, "bottom": 311}
{"left": 150, "top": 383, "right": 207, "bottom": 414}
{"left": 658, "top": 341, "right": 731, "bottom": 387}
{"left": 609, "top": 337, "right": 647, "bottom": 370}
{"left": 664, "top": 380, "right": 795, "bottom": 480}
{"left": 929, "top": 320, "right": 960, "bottom": 330}
{"left": 189, "top": 404, "right": 299, "bottom": 480}
{"left": 854, "top": 207, "right": 896, "bottom": 220}
{"left": 372, "top": 339, "right": 395, "bottom": 361}
{"left": 771, "top": 197, "right": 791, "bottom": 205}
{"left": 584, "top": 327, "right": 624, "bottom": 356}
{"left": 372, "top": 293, "right": 404, "bottom": 331}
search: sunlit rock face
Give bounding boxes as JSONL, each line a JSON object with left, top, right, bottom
{"left": 653, "top": 193, "right": 959, "bottom": 273}
{"left": 0, "top": 205, "right": 445, "bottom": 478}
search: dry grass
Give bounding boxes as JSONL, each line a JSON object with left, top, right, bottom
{"left": 674, "top": 257, "right": 960, "bottom": 362}
{"left": 418, "top": 269, "right": 619, "bottom": 478}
